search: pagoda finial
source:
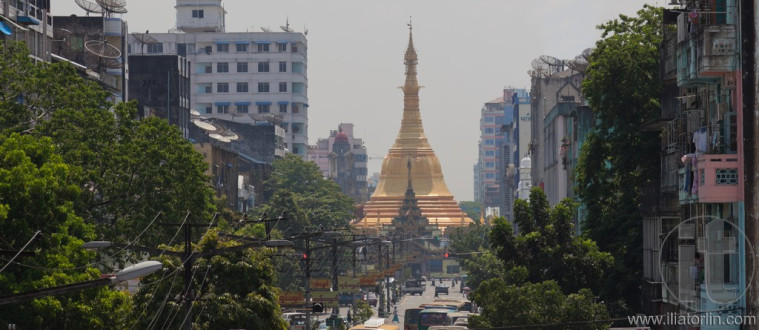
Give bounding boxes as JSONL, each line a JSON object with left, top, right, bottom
{"left": 407, "top": 156, "right": 413, "bottom": 190}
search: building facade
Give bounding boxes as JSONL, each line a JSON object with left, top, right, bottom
{"left": 475, "top": 97, "right": 505, "bottom": 210}
{"left": 128, "top": 55, "right": 191, "bottom": 137}
{"left": 129, "top": 0, "right": 309, "bottom": 157}
{"left": 640, "top": 2, "right": 750, "bottom": 327}
{"left": 308, "top": 123, "right": 369, "bottom": 203}
{"left": 1, "top": 0, "right": 51, "bottom": 62}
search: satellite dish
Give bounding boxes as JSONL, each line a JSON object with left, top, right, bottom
{"left": 280, "top": 18, "right": 293, "bottom": 32}
{"left": 582, "top": 48, "right": 594, "bottom": 61}
{"left": 539, "top": 55, "right": 563, "bottom": 67}
{"left": 75, "top": 0, "right": 104, "bottom": 15}
{"left": 193, "top": 119, "right": 217, "bottom": 132}
{"left": 260, "top": 27, "right": 272, "bottom": 32}
{"left": 190, "top": 109, "right": 201, "bottom": 117}
{"left": 99, "top": 57, "right": 123, "bottom": 68}
{"left": 209, "top": 133, "right": 231, "bottom": 143}
{"left": 95, "top": 0, "right": 127, "bottom": 13}
{"left": 222, "top": 132, "right": 239, "bottom": 141}
{"left": 84, "top": 40, "right": 121, "bottom": 59}
{"left": 132, "top": 32, "right": 159, "bottom": 45}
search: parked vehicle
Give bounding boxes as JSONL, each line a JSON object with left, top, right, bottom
{"left": 282, "top": 312, "right": 307, "bottom": 330}
{"left": 365, "top": 292, "right": 378, "bottom": 306}
{"left": 402, "top": 279, "right": 426, "bottom": 296}
{"left": 339, "top": 293, "right": 363, "bottom": 306}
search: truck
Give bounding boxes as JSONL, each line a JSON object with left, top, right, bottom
{"left": 402, "top": 279, "right": 426, "bottom": 296}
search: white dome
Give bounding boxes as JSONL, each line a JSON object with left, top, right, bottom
{"left": 520, "top": 156, "right": 532, "bottom": 168}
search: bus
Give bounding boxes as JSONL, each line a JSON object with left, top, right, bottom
{"left": 350, "top": 317, "right": 400, "bottom": 330}
{"left": 432, "top": 298, "right": 471, "bottom": 312}
{"left": 418, "top": 308, "right": 452, "bottom": 330}
{"left": 403, "top": 308, "right": 422, "bottom": 330}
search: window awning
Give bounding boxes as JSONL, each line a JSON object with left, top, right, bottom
{"left": 277, "top": 101, "right": 289, "bottom": 105}
{"left": 0, "top": 22, "right": 11, "bottom": 36}
{"left": 303, "top": 103, "right": 309, "bottom": 107}
{"left": 16, "top": 15, "right": 40, "bottom": 25}
{"left": 235, "top": 101, "right": 251, "bottom": 106}
{"left": 253, "top": 41, "right": 271, "bottom": 44}
{"left": 234, "top": 41, "right": 249, "bottom": 44}
{"left": 255, "top": 101, "right": 272, "bottom": 105}
{"left": 214, "top": 102, "right": 231, "bottom": 106}
{"left": 277, "top": 40, "right": 289, "bottom": 44}
{"left": 213, "top": 41, "right": 230, "bottom": 45}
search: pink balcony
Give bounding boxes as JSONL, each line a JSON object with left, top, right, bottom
{"left": 697, "top": 154, "right": 739, "bottom": 203}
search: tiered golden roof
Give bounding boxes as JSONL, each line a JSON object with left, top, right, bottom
{"left": 353, "top": 25, "right": 474, "bottom": 233}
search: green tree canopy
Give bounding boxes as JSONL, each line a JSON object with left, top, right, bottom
{"left": 576, "top": 5, "right": 662, "bottom": 313}
{"left": 0, "top": 134, "right": 130, "bottom": 329}
{"left": 261, "top": 154, "right": 354, "bottom": 236}
{"left": 129, "top": 230, "right": 288, "bottom": 330}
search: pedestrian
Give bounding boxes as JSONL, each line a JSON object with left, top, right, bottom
{"left": 434, "top": 289, "right": 439, "bottom": 298}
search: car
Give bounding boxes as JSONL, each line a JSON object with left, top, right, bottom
{"left": 435, "top": 284, "right": 449, "bottom": 295}
{"left": 338, "top": 293, "right": 362, "bottom": 306}
{"left": 365, "top": 293, "right": 378, "bottom": 306}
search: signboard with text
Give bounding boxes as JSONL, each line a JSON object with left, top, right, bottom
{"left": 310, "top": 278, "right": 332, "bottom": 290}
{"left": 278, "top": 292, "right": 304, "bottom": 306}
{"left": 311, "top": 291, "right": 338, "bottom": 308}
{"left": 338, "top": 276, "right": 360, "bottom": 293}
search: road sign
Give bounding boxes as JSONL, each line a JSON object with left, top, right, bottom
{"left": 310, "top": 278, "right": 331, "bottom": 290}
{"left": 278, "top": 291, "right": 304, "bottom": 306}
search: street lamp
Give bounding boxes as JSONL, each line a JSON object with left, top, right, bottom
{"left": 0, "top": 260, "right": 162, "bottom": 306}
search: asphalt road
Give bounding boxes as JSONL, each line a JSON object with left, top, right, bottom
{"left": 315, "top": 278, "right": 467, "bottom": 327}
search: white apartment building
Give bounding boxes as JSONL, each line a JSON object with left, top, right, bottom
{"left": 128, "top": 0, "right": 309, "bottom": 157}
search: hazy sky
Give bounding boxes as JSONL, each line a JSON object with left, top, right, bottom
{"left": 54, "top": 0, "right": 664, "bottom": 201}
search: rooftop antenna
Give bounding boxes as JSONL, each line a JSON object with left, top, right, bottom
{"left": 531, "top": 58, "right": 549, "bottom": 78}
{"left": 304, "top": 24, "right": 308, "bottom": 35}
{"left": 260, "top": 26, "right": 272, "bottom": 32}
{"left": 84, "top": 40, "right": 121, "bottom": 59}
{"left": 74, "top": 0, "right": 104, "bottom": 16}
{"left": 280, "top": 18, "right": 293, "bottom": 32}
{"left": 539, "top": 55, "right": 564, "bottom": 74}
{"left": 566, "top": 54, "right": 588, "bottom": 73}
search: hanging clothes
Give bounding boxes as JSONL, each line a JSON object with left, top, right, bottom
{"left": 693, "top": 127, "right": 708, "bottom": 155}
{"left": 691, "top": 155, "right": 699, "bottom": 195}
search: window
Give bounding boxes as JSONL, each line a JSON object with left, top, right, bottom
{"left": 235, "top": 43, "right": 247, "bottom": 52}
{"left": 217, "top": 104, "right": 229, "bottom": 113}
{"left": 257, "top": 43, "right": 269, "bottom": 52}
{"left": 258, "top": 104, "right": 270, "bottom": 113}
{"left": 495, "top": 117, "right": 503, "bottom": 125}
{"left": 258, "top": 82, "right": 269, "bottom": 93}
{"left": 192, "top": 9, "right": 204, "bottom": 18}
{"left": 69, "top": 36, "right": 84, "bottom": 51}
{"left": 177, "top": 43, "right": 187, "bottom": 56}
{"left": 279, "top": 103, "right": 287, "bottom": 113}
{"left": 217, "top": 83, "right": 229, "bottom": 93}
{"left": 236, "top": 82, "right": 248, "bottom": 93}
{"left": 279, "top": 61, "right": 287, "bottom": 72}
{"left": 217, "top": 62, "right": 229, "bottom": 73}
{"left": 485, "top": 150, "right": 495, "bottom": 157}
{"left": 485, "top": 162, "right": 495, "bottom": 168}
{"left": 147, "top": 43, "right": 163, "bottom": 53}
{"left": 204, "top": 106, "right": 212, "bottom": 114}
{"left": 237, "top": 62, "right": 248, "bottom": 72}
{"left": 258, "top": 61, "right": 269, "bottom": 72}
{"left": 291, "top": 43, "right": 298, "bottom": 52}
{"left": 278, "top": 43, "right": 287, "bottom": 52}
{"left": 485, "top": 173, "right": 495, "bottom": 179}
{"left": 204, "top": 46, "right": 212, "bottom": 54}
{"left": 485, "top": 139, "right": 494, "bottom": 145}
{"left": 484, "top": 127, "right": 494, "bottom": 134}
{"left": 237, "top": 104, "right": 249, "bottom": 114}
{"left": 484, "top": 116, "right": 494, "bottom": 123}
{"left": 216, "top": 43, "right": 229, "bottom": 52}
{"left": 292, "top": 103, "right": 300, "bottom": 113}
{"left": 204, "top": 65, "right": 212, "bottom": 73}
{"left": 279, "top": 82, "right": 288, "bottom": 92}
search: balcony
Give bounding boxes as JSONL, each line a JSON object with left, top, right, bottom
{"left": 697, "top": 154, "right": 739, "bottom": 203}
{"left": 676, "top": 11, "right": 737, "bottom": 86}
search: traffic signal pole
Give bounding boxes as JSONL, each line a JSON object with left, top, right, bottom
{"left": 304, "top": 233, "right": 311, "bottom": 329}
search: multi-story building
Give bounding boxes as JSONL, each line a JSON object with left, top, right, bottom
{"left": 308, "top": 123, "right": 369, "bottom": 203}
{"left": 500, "top": 88, "right": 529, "bottom": 221}
{"left": 475, "top": 97, "right": 505, "bottom": 210}
{"left": 0, "top": 0, "right": 52, "bottom": 62}
{"left": 640, "top": 2, "right": 750, "bottom": 326}
{"left": 528, "top": 58, "right": 585, "bottom": 207}
{"left": 52, "top": 13, "right": 129, "bottom": 103}
{"left": 129, "top": 0, "right": 309, "bottom": 157}
{"left": 128, "top": 55, "right": 191, "bottom": 137}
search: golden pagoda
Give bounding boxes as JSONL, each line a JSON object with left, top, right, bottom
{"left": 353, "top": 24, "right": 473, "bottom": 233}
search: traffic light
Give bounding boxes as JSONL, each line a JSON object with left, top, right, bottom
{"left": 312, "top": 302, "right": 324, "bottom": 313}
{"left": 302, "top": 253, "right": 308, "bottom": 260}
{"left": 444, "top": 252, "right": 449, "bottom": 258}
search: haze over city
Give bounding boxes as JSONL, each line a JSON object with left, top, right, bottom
{"left": 54, "top": 0, "right": 663, "bottom": 201}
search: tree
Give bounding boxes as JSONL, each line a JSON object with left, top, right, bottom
{"left": 128, "top": 230, "right": 288, "bottom": 330}
{"left": 466, "top": 188, "right": 613, "bottom": 327}
{"left": 576, "top": 5, "right": 662, "bottom": 313}
{"left": 468, "top": 279, "right": 609, "bottom": 329}
{"left": 352, "top": 300, "right": 374, "bottom": 325}
{"left": 262, "top": 154, "right": 354, "bottom": 236}
{"left": 0, "top": 134, "right": 130, "bottom": 329}
{"left": 458, "top": 201, "right": 482, "bottom": 223}
{"left": 449, "top": 223, "right": 489, "bottom": 254}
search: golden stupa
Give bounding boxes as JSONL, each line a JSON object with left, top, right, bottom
{"left": 354, "top": 25, "right": 474, "bottom": 233}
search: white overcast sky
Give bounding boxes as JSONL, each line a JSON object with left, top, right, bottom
{"left": 54, "top": 0, "right": 664, "bottom": 201}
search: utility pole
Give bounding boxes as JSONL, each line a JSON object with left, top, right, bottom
{"left": 304, "top": 233, "right": 311, "bottom": 330}
{"left": 377, "top": 240, "right": 385, "bottom": 317}
{"left": 331, "top": 236, "right": 339, "bottom": 316}
{"left": 385, "top": 243, "right": 390, "bottom": 315}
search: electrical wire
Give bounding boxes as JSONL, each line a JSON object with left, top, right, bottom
{"left": 0, "top": 230, "right": 41, "bottom": 274}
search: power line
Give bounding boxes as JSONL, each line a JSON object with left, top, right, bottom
{"left": 0, "top": 230, "right": 40, "bottom": 274}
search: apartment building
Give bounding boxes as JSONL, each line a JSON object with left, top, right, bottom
{"left": 475, "top": 97, "right": 505, "bottom": 210}
{"left": 130, "top": 0, "right": 309, "bottom": 157}
{"left": 308, "top": 123, "right": 369, "bottom": 204}
{"left": 0, "top": 0, "right": 51, "bottom": 61}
